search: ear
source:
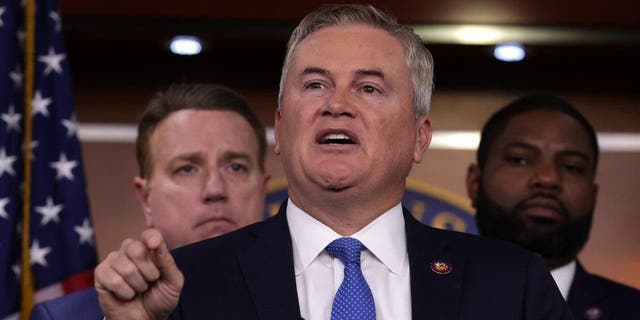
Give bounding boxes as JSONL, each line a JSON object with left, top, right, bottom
{"left": 591, "top": 182, "right": 599, "bottom": 207}
{"left": 133, "top": 176, "right": 153, "bottom": 227}
{"left": 466, "top": 164, "right": 481, "bottom": 208}
{"left": 274, "top": 109, "right": 282, "bottom": 155}
{"left": 412, "top": 115, "right": 432, "bottom": 163}
{"left": 261, "top": 173, "right": 271, "bottom": 197}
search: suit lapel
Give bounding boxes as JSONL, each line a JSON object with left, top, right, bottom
{"left": 567, "top": 261, "right": 607, "bottom": 319}
{"left": 404, "top": 209, "right": 465, "bottom": 320}
{"left": 236, "top": 202, "right": 302, "bottom": 319}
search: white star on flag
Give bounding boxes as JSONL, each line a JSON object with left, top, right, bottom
{"left": 50, "top": 153, "right": 78, "bottom": 180}
{"left": 2, "top": 105, "right": 22, "bottom": 132}
{"left": 0, "top": 148, "right": 17, "bottom": 177}
{"left": 9, "top": 65, "right": 24, "bottom": 88}
{"left": 0, "top": 197, "right": 10, "bottom": 219}
{"left": 74, "top": 218, "right": 95, "bottom": 245}
{"left": 37, "top": 46, "right": 66, "bottom": 75}
{"left": 61, "top": 114, "right": 77, "bottom": 138}
{"left": 32, "top": 90, "right": 52, "bottom": 117}
{"left": 30, "top": 240, "right": 52, "bottom": 267}
{"left": 35, "top": 196, "right": 64, "bottom": 226}
{"left": 0, "top": 6, "right": 5, "bottom": 28}
{"left": 49, "top": 11, "right": 62, "bottom": 32}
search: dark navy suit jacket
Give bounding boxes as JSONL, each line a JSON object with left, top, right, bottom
{"left": 29, "top": 288, "right": 103, "bottom": 320}
{"left": 567, "top": 261, "right": 640, "bottom": 320}
{"left": 171, "top": 203, "right": 573, "bottom": 319}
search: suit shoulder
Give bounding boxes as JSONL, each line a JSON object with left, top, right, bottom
{"left": 586, "top": 272, "right": 640, "bottom": 298}
{"left": 30, "top": 288, "right": 101, "bottom": 320}
{"left": 171, "top": 218, "right": 268, "bottom": 268}
{"left": 422, "top": 225, "right": 536, "bottom": 264}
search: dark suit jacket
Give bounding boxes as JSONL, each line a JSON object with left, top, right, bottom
{"left": 567, "top": 261, "right": 640, "bottom": 319}
{"left": 29, "top": 288, "right": 103, "bottom": 320}
{"left": 171, "top": 203, "right": 572, "bottom": 319}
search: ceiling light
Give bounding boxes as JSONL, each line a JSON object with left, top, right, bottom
{"left": 169, "top": 35, "right": 202, "bottom": 56}
{"left": 455, "top": 26, "right": 502, "bottom": 44}
{"left": 493, "top": 43, "right": 525, "bottom": 62}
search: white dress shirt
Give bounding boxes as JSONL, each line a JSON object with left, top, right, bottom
{"left": 287, "top": 199, "right": 412, "bottom": 320}
{"left": 550, "top": 260, "right": 577, "bottom": 300}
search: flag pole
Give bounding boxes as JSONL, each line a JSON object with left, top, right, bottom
{"left": 21, "top": 0, "right": 36, "bottom": 318}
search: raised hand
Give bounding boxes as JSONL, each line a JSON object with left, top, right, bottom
{"left": 95, "top": 229, "right": 184, "bottom": 320}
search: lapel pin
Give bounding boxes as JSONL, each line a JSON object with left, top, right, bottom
{"left": 584, "top": 306, "right": 603, "bottom": 320}
{"left": 430, "top": 260, "right": 452, "bottom": 275}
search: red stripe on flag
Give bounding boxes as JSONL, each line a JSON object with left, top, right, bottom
{"left": 62, "top": 269, "right": 95, "bottom": 294}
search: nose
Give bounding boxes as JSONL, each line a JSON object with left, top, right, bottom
{"left": 529, "top": 161, "right": 562, "bottom": 193}
{"left": 201, "top": 168, "right": 228, "bottom": 203}
{"left": 322, "top": 87, "right": 356, "bottom": 118}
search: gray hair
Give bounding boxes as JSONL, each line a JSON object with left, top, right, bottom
{"left": 277, "top": 4, "right": 434, "bottom": 116}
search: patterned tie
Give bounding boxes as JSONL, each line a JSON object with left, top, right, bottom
{"left": 325, "top": 237, "right": 376, "bottom": 320}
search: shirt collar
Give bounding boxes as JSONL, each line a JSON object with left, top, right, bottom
{"left": 287, "top": 199, "right": 408, "bottom": 276}
{"left": 550, "top": 260, "right": 577, "bottom": 300}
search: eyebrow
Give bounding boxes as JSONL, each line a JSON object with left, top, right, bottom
{"left": 355, "top": 68, "right": 384, "bottom": 80}
{"left": 504, "top": 141, "right": 592, "bottom": 162}
{"left": 302, "top": 67, "right": 329, "bottom": 77}
{"left": 301, "top": 67, "right": 385, "bottom": 80}
{"left": 171, "top": 152, "right": 204, "bottom": 164}
{"left": 504, "top": 141, "right": 536, "bottom": 152}
{"left": 221, "top": 151, "right": 253, "bottom": 163}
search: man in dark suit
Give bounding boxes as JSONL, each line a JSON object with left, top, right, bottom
{"left": 94, "top": 5, "right": 572, "bottom": 319}
{"left": 29, "top": 83, "right": 269, "bottom": 319}
{"left": 466, "top": 94, "right": 640, "bottom": 319}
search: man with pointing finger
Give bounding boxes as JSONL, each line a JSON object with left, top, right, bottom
{"left": 95, "top": 4, "right": 571, "bottom": 320}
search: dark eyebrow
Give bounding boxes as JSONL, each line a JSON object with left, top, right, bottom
{"left": 505, "top": 142, "right": 592, "bottom": 163}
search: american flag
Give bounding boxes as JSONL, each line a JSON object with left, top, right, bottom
{"left": 0, "top": 0, "right": 97, "bottom": 319}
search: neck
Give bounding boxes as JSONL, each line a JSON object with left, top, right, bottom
{"left": 289, "top": 190, "right": 402, "bottom": 236}
{"left": 546, "top": 256, "right": 574, "bottom": 270}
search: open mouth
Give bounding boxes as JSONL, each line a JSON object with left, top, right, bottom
{"left": 320, "top": 133, "right": 355, "bottom": 144}
{"left": 316, "top": 129, "right": 358, "bottom": 145}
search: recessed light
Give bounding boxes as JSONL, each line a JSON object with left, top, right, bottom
{"left": 493, "top": 43, "right": 525, "bottom": 62}
{"left": 169, "top": 35, "right": 202, "bottom": 56}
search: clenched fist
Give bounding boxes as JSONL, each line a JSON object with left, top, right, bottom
{"left": 95, "top": 229, "right": 184, "bottom": 320}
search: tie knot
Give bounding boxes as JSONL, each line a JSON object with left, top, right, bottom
{"left": 326, "top": 237, "right": 365, "bottom": 265}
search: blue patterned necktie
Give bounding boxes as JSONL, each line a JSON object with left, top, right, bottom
{"left": 325, "top": 237, "right": 376, "bottom": 320}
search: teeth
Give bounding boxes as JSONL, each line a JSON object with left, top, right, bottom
{"left": 323, "top": 133, "right": 350, "bottom": 141}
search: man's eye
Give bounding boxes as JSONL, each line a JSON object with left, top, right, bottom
{"left": 563, "top": 163, "right": 586, "bottom": 175}
{"left": 361, "top": 85, "right": 380, "bottom": 94}
{"left": 305, "top": 82, "right": 324, "bottom": 90}
{"left": 229, "top": 163, "right": 248, "bottom": 173}
{"left": 175, "top": 165, "right": 196, "bottom": 174}
{"left": 506, "top": 156, "right": 528, "bottom": 166}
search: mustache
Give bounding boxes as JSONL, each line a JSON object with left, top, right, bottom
{"left": 514, "top": 193, "right": 569, "bottom": 218}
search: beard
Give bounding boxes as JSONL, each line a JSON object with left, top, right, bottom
{"left": 475, "top": 183, "right": 593, "bottom": 266}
